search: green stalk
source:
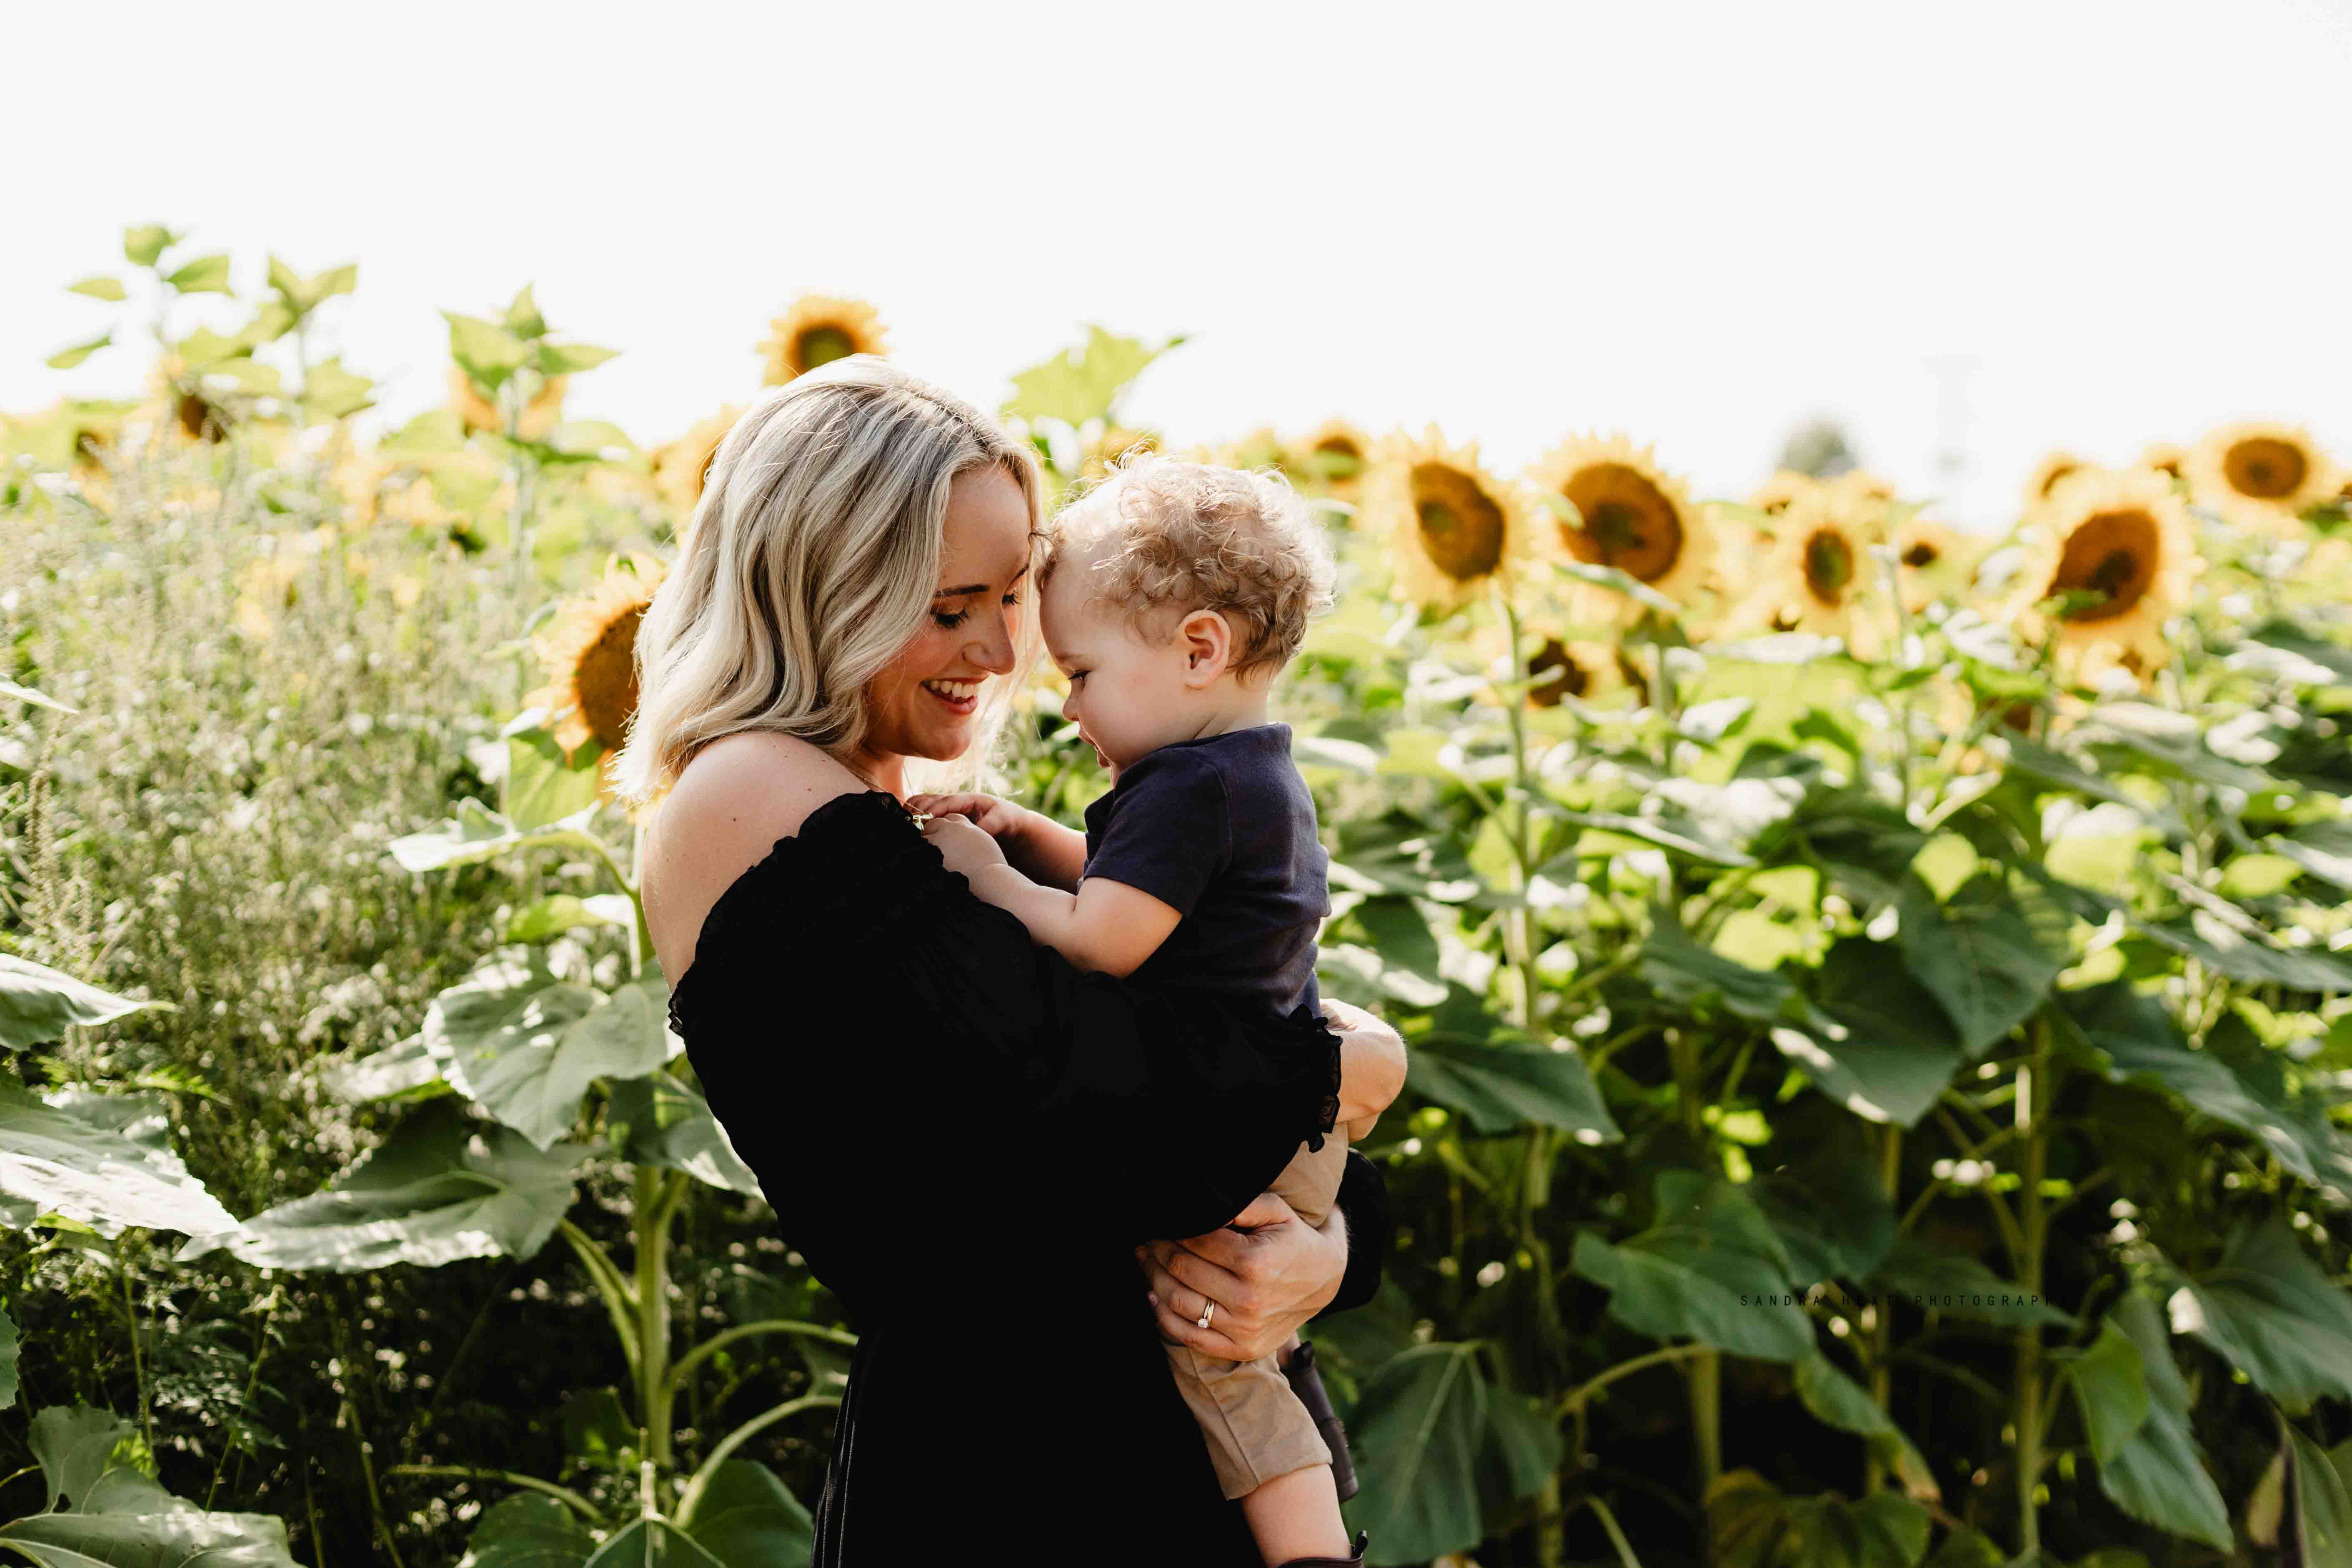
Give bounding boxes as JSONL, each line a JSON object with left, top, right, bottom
{"left": 671, "top": 1394, "right": 841, "bottom": 1529}
{"left": 1864, "top": 1125, "right": 1901, "bottom": 1496}
{"left": 664, "top": 1319, "right": 859, "bottom": 1403}
{"left": 635, "top": 1169, "right": 684, "bottom": 1487}
{"left": 117, "top": 1247, "right": 153, "bottom": 1456}
{"left": 560, "top": 1219, "right": 643, "bottom": 1380}
{"left": 386, "top": 1465, "right": 603, "bottom": 1523}
{"left": 2013, "top": 1016, "right": 2053, "bottom": 1555}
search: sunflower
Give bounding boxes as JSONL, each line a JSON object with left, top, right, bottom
{"left": 1528, "top": 432, "right": 1712, "bottom": 627}
{"left": 1749, "top": 471, "right": 1818, "bottom": 516}
{"left": 760, "top": 294, "right": 887, "bottom": 386}
{"left": 147, "top": 355, "right": 231, "bottom": 444}
{"left": 1298, "top": 418, "right": 1373, "bottom": 498}
{"left": 527, "top": 551, "right": 670, "bottom": 786}
{"left": 1209, "top": 426, "right": 1292, "bottom": 476}
{"left": 1892, "top": 515, "right": 1981, "bottom": 613}
{"left": 1825, "top": 468, "right": 1898, "bottom": 505}
{"left": 2185, "top": 421, "right": 2340, "bottom": 538}
{"left": 653, "top": 406, "right": 745, "bottom": 516}
{"left": 2024, "top": 450, "right": 2092, "bottom": 509}
{"left": 1079, "top": 424, "right": 1162, "bottom": 482}
{"left": 2138, "top": 441, "right": 2186, "bottom": 481}
{"left": 1470, "top": 622, "right": 1637, "bottom": 709}
{"left": 448, "top": 366, "right": 569, "bottom": 441}
{"left": 1717, "top": 481, "right": 1896, "bottom": 656}
{"left": 1997, "top": 466, "right": 2201, "bottom": 684}
{"left": 1361, "top": 426, "right": 1530, "bottom": 611}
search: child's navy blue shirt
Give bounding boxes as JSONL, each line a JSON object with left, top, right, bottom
{"left": 1080, "top": 723, "right": 1328, "bottom": 1017}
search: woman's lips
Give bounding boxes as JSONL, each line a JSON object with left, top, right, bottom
{"left": 920, "top": 678, "right": 979, "bottom": 716}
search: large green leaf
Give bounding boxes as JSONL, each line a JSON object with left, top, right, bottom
{"left": 2136, "top": 915, "right": 2352, "bottom": 993}
{"left": 0, "top": 1306, "right": 16, "bottom": 1411}
{"left": 1001, "top": 326, "right": 1178, "bottom": 428}
{"left": 607, "top": 1072, "right": 761, "bottom": 1196}
{"left": 0, "top": 1084, "right": 236, "bottom": 1238}
{"left": 1868, "top": 1236, "right": 2074, "bottom": 1329}
{"left": 455, "top": 1493, "right": 596, "bottom": 1568}
{"left": 2052, "top": 1316, "right": 2149, "bottom": 1468}
{"left": 2080, "top": 1291, "right": 2233, "bottom": 1551}
{"left": 2287, "top": 1430, "right": 2352, "bottom": 1568}
{"left": 318, "top": 1034, "right": 449, "bottom": 1104}
{"left": 426, "top": 957, "right": 672, "bottom": 1150}
{"left": 1403, "top": 1037, "right": 1619, "bottom": 1140}
{"left": 506, "top": 728, "right": 606, "bottom": 831}
{"left": 1759, "top": 786, "right": 1928, "bottom": 909}
{"left": 0, "top": 1405, "right": 297, "bottom": 1568}
{"left": 683, "top": 1459, "right": 814, "bottom": 1568}
{"left": 1991, "top": 733, "right": 2185, "bottom": 838}
{"left": 585, "top": 1518, "right": 727, "bottom": 1568}
{"left": 1709, "top": 1469, "right": 1932, "bottom": 1568}
{"left": 2168, "top": 1219, "right": 2352, "bottom": 1411}
{"left": 1791, "top": 938, "right": 1967, "bottom": 1126}
{"left": 1895, "top": 872, "right": 2068, "bottom": 1057}
{"left": 2058, "top": 985, "right": 2352, "bottom": 1194}
{"left": 2269, "top": 820, "right": 2352, "bottom": 892}
{"left": 179, "top": 1099, "right": 586, "bottom": 1271}
{"left": 388, "top": 798, "right": 602, "bottom": 873}
{"left": 1754, "top": 1155, "right": 1898, "bottom": 1288}
{"left": 1340, "top": 1343, "right": 1488, "bottom": 1563}
{"left": 1570, "top": 1172, "right": 1813, "bottom": 1361}
{"left": 1638, "top": 912, "right": 1807, "bottom": 1027}
{"left": 0, "top": 954, "right": 162, "bottom": 1051}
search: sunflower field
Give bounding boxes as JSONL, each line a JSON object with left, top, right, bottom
{"left": 5, "top": 227, "right": 2352, "bottom": 1568}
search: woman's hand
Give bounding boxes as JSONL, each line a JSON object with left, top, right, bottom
{"left": 1134, "top": 1189, "right": 1347, "bottom": 1363}
{"left": 908, "top": 790, "right": 1031, "bottom": 842}
{"left": 921, "top": 812, "right": 1008, "bottom": 878}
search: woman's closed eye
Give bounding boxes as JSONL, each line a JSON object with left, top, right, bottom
{"left": 933, "top": 591, "right": 1020, "bottom": 631}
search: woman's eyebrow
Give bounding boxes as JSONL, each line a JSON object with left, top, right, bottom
{"left": 932, "top": 563, "right": 1031, "bottom": 598}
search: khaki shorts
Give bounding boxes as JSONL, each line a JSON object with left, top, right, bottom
{"left": 1161, "top": 1130, "right": 1350, "bottom": 1500}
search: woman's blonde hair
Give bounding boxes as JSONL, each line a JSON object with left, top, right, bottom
{"left": 609, "top": 356, "right": 1043, "bottom": 809}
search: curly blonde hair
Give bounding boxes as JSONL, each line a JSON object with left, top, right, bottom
{"left": 1044, "top": 452, "right": 1336, "bottom": 681}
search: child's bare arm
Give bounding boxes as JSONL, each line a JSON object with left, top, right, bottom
{"left": 1327, "top": 997, "right": 1407, "bottom": 1140}
{"left": 909, "top": 791, "right": 1088, "bottom": 892}
{"left": 965, "top": 866, "right": 1182, "bottom": 978}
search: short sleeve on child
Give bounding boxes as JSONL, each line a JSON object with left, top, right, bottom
{"left": 1081, "top": 749, "right": 1233, "bottom": 917}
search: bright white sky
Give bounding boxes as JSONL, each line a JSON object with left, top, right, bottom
{"left": 5, "top": 0, "right": 2347, "bottom": 532}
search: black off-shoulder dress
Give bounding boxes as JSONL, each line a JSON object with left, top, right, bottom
{"left": 663, "top": 790, "right": 1391, "bottom": 1565}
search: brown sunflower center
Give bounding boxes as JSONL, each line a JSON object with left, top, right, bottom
{"left": 1411, "top": 464, "right": 1506, "bottom": 582}
{"left": 2223, "top": 438, "right": 2308, "bottom": 499}
{"left": 576, "top": 607, "right": 647, "bottom": 751}
{"left": 1525, "top": 638, "right": 1586, "bottom": 707}
{"left": 1803, "top": 530, "right": 1855, "bottom": 607}
{"left": 177, "top": 389, "right": 222, "bottom": 442}
{"left": 2050, "top": 509, "right": 2158, "bottom": 623}
{"left": 1901, "top": 541, "right": 1939, "bottom": 569}
{"left": 1313, "top": 436, "right": 1363, "bottom": 479}
{"left": 1560, "top": 464, "right": 1683, "bottom": 581}
{"left": 795, "top": 326, "right": 858, "bottom": 372}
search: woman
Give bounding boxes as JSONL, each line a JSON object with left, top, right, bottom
{"left": 615, "top": 358, "right": 1399, "bottom": 1564}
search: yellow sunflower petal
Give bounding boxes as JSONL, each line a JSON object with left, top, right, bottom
{"left": 1527, "top": 432, "right": 1712, "bottom": 628}
{"left": 1716, "top": 481, "right": 1897, "bottom": 657}
{"left": 532, "top": 551, "right": 670, "bottom": 761}
{"left": 1892, "top": 515, "right": 1983, "bottom": 613}
{"left": 1996, "top": 466, "right": 2203, "bottom": 686}
{"left": 1360, "top": 426, "right": 1532, "bottom": 611}
{"left": 1297, "top": 418, "right": 1372, "bottom": 498}
{"left": 759, "top": 294, "right": 888, "bottom": 386}
{"left": 447, "top": 365, "right": 568, "bottom": 440}
{"left": 2024, "top": 449, "right": 2093, "bottom": 509}
{"left": 653, "top": 406, "right": 745, "bottom": 515}
{"left": 2184, "top": 420, "right": 2340, "bottom": 539}
{"left": 1749, "top": 470, "right": 1818, "bottom": 516}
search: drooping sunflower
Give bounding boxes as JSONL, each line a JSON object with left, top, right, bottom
{"left": 1361, "top": 426, "right": 1531, "bottom": 611}
{"left": 528, "top": 552, "right": 670, "bottom": 787}
{"left": 653, "top": 406, "right": 745, "bottom": 517}
{"left": 448, "top": 366, "right": 569, "bottom": 441}
{"left": 1528, "top": 432, "right": 1712, "bottom": 628}
{"left": 1997, "top": 466, "right": 2201, "bottom": 684}
{"left": 1717, "top": 481, "right": 1896, "bottom": 657}
{"left": 1297, "top": 418, "right": 1372, "bottom": 498}
{"left": 2024, "top": 450, "right": 2092, "bottom": 509}
{"left": 1891, "top": 514, "right": 1982, "bottom": 614}
{"left": 2184, "top": 421, "right": 2340, "bottom": 538}
{"left": 760, "top": 294, "right": 888, "bottom": 386}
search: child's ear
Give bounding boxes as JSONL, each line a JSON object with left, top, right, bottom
{"left": 1178, "top": 609, "right": 1232, "bottom": 686}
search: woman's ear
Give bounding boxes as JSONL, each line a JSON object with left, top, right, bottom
{"left": 1178, "top": 608, "right": 1232, "bottom": 687}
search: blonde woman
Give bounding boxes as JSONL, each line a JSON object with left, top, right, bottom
{"left": 623, "top": 358, "right": 1399, "bottom": 1566}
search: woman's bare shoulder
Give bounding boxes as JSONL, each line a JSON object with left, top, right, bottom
{"left": 644, "top": 734, "right": 868, "bottom": 983}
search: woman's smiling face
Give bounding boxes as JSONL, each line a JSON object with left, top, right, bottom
{"left": 856, "top": 462, "right": 1033, "bottom": 772}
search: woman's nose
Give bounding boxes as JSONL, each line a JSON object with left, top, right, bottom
{"left": 967, "top": 609, "right": 1016, "bottom": 676}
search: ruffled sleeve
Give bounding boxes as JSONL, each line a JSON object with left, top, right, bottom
{"left": 667, "top": 790, "right": 1347, "bottom": 1314}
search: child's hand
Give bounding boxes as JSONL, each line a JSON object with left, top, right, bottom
{"left": 922, "top": 811, "right": 1009, "bottom": 879}
{"left": 907, "top": 791, "right": 1030, "bottom": 843}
